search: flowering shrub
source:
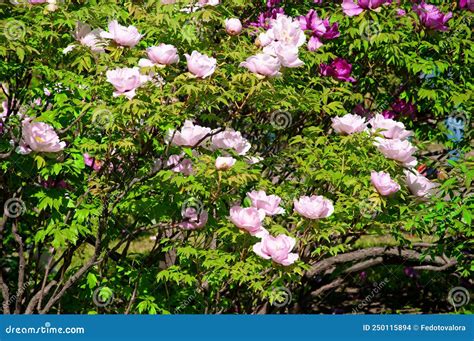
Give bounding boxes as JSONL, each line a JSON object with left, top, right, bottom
{"left": 0, "top": 0, "right": 472, "bottom": 314}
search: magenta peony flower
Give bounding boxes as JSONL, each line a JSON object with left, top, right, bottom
{"left": 167, "top": 120, "right": 212, "bottom": 147}
{"left": 253, "top": 234, "right": 299, "bottom": 266}
{"left": 371, "top": 171, "right": 400, "bottom": 196}
{"left": 139, "top": 44, "right": 179, "bottom": 68}
{"left": 211, "top": 129, "right": 251, "bottom": 155}
{"left": 185, "top": 51, "right": 216, "bottom": 79}
{"left": 294, "top": 195, "right": 334, "bottom": 219}
{"left": 167, "top": 154, "right": 193, "bottom": 176}
{"left": 247, "top": 190, "right": 284, "bottom": 216}
{"left": 229, "top": 206, "right": 267, "bottom": 237}
{"left": 369, "top": 114, "right": 413, "bottom": 140}
{"left": 320, "top": 58, "right": 356, "bottom": 82}
{"left": 240, "top": 53, "right": 282, "bottom": 78}
{"left": 225, "top": 18, "right": 242, "bottom": 35}
{"left": 413, "top": 2, "right": 452, "bottom": 31}
{"left": 19, "top": 119, "right": 66, "bottom": 154}
{"left": 298, "top": 9, "right": 339, "bottom": 51}
{"left": 331, "top": 114, "right": 367, "bottom": 135}
{"left": 342, "top": 0, "right": 388, "bottom": 16}
{"left": 106, "top": 67, "right": 148, "bottom": 99}
{"left": 100, "top": 20, "right": 142, "bottom": 47}
{"left": 179, "top": 208, "right": 208, "bottom": 230}
{"left": 460, "top": 0, "right": 474, "bottom": 11}
{"left": 374, "top": 137, "right": 417, "bottom": 167}
{"left": 215, "top": 156, "right": 236, "bottom": 170}
{"left": 391, "top": 99, "right": 416, "bottom": 118}
{"left": 404, "top": 170, "right": 439, "bottom": 198}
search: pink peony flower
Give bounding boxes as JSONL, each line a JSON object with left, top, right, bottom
{"left": 294, "top": 195, "right": 334, "bottom": 219}
{"left": 225, "top": 18, "right": 242, "bottom": 35}
{"left": 369, "top": 114, "right": 412, "bottom": 140}
{"left": 211, "top": 129, "right": 251, "bottom": 155}
{"left": 374, "top": 137, "right": 417, "bottom": 167}
{"left": 413, "top": 2, "right": 452, "bottom": 31}
{"left": 83, "top": 153, "right": 102, "bottom": 172}
{"left": 240, "top": 53, "right": 282, "bottom": 78}
{"left": 63, "top": 22, "right": 106, "bottom": 54}
{"left": 320, "top": 58, "right": 356, "bottom": 82}
{"left": 198, "top": 0, "right": 219, "bottom": 6}
{"left": 100, "top": 20, "right": 142, "bottom": 47}
{"left": 247, "top": 190, "right": 284, "bottom": 216}
{"left": 19, "top": 119, "right": 66, "bottom": 154}
{"left": 267, "top": 14, "right": 306, "bottom": 48}
{"left": 253, "top": 234, "right": 299, "bottom": 266}
{"left": 179, "top": 208, "right": 208, "bottom": 230}
{"left": 185, "top": 51, "right": 217, "bottom": 79}
{"left": 331, "top": 114, "right": 367, "bottom": 135}
{"left": 106, "top": 67, "right": 149, "bottom": 99}
{"left": 167, "top": 154, "right": 193, "bottom": 176}
{"left": 342, "top": 0, "right": 388, "bottom": 17}
{"left": 229, "top": 206, "right": 267, "bottom": 237}
{"left": 138, "top": 44, "right": 179, "bottom": 67}
{"left": 167, "top": 120, "right": 212, "bottom": 147}
{"left": 263, "top": 43, "right": 304, "bottom": 68}
{"left": 404, "top": 170, "right": 439, "bottom": 198}
{"left": 215, "top": 156, "right": 236, "bottom": 170}
{"left": 161, "top": 0, "right": 176, "bottom": 3}
{"left": 298, "top": 9, "right": 339, "bottom": 51}
{"left": 370, "top": 170, "right": 400, "bottom": 196}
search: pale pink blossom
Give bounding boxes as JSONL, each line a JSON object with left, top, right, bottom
{"left": 247, "top": 190, "right": 284, "bottom": 216}
{"left": 63, "top": 22, "right": 106, "bottom": 54}
{"left": 294, "top": 195, "right": 334, "bottom": 219}
{"left": 240, "top": 54, "right": 281, "bottom": 78}
{"left": 229, "top": 206, "right": 267, "bottom": 237}
{"left": 253, "top": 234, "right": 299, "bottom": 266}
{"left": 167, "top": 154, "right": 193, "bottom": 176}
{"left": 375, "top": 137, "right": 417, "bottom": 167}
{"left": 167, "top": 120, "right": 212, "bottom": 147}
{"left": 225, "top": 18, "right": 242, "bottom": 35}
{"left": 370, "top": 171, "right": 400, "bottom": 196}
{"left": 211, "top": 129, "right": 251, "bottom": 155}
{"left": 138, "top": 44, "right": 179, "bottom": 67}
{"left": 331, "top": 114, "right": 367, "bottom": 135}
{"left": 106, "top": 67, "right": 149, "bottom": 99}
{"left": 215, "top": 156, "right": 236, "bottom": 170}
{"left": 100, "top": 20, "right": 142, "bottom": 48}
{"left": 19, "top": 119, "right": 66, "bottom": 154}
{"left": 404, "top": 170, "right": 439, "bottom": 198}
{"left": 179, "top": 208, "right": 208, "bottom": 230}
{"left": 266, "top": 14, "right": 306, "bottom": 48}
{"left": 185, "top": 51, "right": 217, "bottom": 78}
{"left": 263, "top": 43, "right": 304, "bottom": 68}
{"left": 369, "top": 114, "right": 412, "bottom": 140}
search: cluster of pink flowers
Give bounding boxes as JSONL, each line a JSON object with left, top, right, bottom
{"left": 164, "top": 120, "right": 251, "bottom": 176}
{"left": 230, "top": 190, "right": 298, "bottom": 266}
{"left": 413, "top": 2, "right": 453, "bottom": 31}
{"left": 241, "top": 14, "right": 306, "bottom": 78}
{"left": 342, "top": 0, "right": 389, "bottom": 17}
{"left": 320, "top": 58, "right": 356, "bottom": 83}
